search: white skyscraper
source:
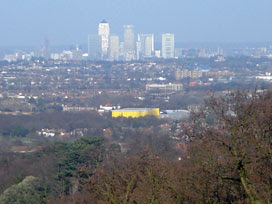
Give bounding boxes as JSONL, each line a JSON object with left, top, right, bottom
{"left": 162, "top": 33, "right": 175, "bottom": 59}
{"left": 138, "top": 34, "right": 154, "bottom": 58}
{"left": 136, "top": 41, "right": 141, "bottom": 60}
{"left": 88, "top": 34, "right": 101, "bottom": 60}
{"left": 98, "top": 20, "right": 110, "bottom": 59}
{"left": 109, "top": 35, "right": 119, "bottom": 61}
{"left": 123, "top": 25, "right": 135, "bottom": 61}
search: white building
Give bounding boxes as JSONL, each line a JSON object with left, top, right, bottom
{"left": 162, "top": 33, "right": 175, "bottom": 59}
{"left": 138, "top": 34, "right": 154, "bottom": 59}
{"left": 109, "top": 35, "right": 120, "bottom": 61}
{"left": 146, "top": 83, "right": 183, "bottom": 92}
{"left": 155, "top": 50, "right": 161, "bottom": 58}
{"left": 98, "top": 20, "right": 110, "bottom": 59}
{"left": 124, "top": 25, "right": 135, "bottom": 61}
{"left": 136, "top": 41, "right": 141, "bottom": 60}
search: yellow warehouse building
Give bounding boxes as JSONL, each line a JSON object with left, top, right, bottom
{"left": 112, "top": 108, "right": 160, "bottom": 118}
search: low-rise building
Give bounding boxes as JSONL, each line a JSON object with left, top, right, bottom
{"left": 112, "top": 108, "right": 160, "bottom": 118}
{"left": 175, "top": 69, "right": 203, "bottom": 80}
{"left": 146, "top": 83, "right": 183, "bottom": 92}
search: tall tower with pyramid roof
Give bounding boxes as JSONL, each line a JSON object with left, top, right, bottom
{"left": 98, "top": 19, "right": 110, "bottom": 59}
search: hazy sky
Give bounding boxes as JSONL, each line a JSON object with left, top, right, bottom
{"left": 1, "top": 0, "right": 271, "bottom": 46}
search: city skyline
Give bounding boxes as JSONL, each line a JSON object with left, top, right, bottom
{"left": 87, "top": 20, "right": 175, "bottom": 60}
{"left": 3, "top": 17, "right": 272, "bottom": 62}
{"left": 0, "top": 0, "right": 272, "bottom": 47}
{"left": 3, "top": 18, "right": 272, "bottom": 62}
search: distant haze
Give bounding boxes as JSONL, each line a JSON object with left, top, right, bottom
{"left": 1, "top": 0, "right": 272, "bottom": 47}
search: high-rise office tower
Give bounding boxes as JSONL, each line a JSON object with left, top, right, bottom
{"left": 119, "top": 42, "right": 125, "bottom": 60}
{"left": 88, "top": 34, "right": 101, "bottom": 60}
{"left": 109, "top": 35, "right": 119, "bottom": 61}
{"left": 98, "top": 20, "right": 110, "bottom": 59}
{"left": 41, "top": 37, "right": 50, "bottom": 59}
{"left": 123, "top": 25, "right": 135, "bottom": 61}
{"left": 136, "top": 41, "right": 141, "bottom": 60}
{"left": 162, "top": 33, "right": 175, "bottom": 59}
{"left": 138, "top": 34, "right": 154, "bottom": 58}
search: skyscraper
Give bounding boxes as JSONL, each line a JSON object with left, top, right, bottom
{"left": 162, "top": 33, "right": 175, "bottom": 59}
{"left": 41, "top": 37, "right": 50, "bottom": 59}
{"left": 109, "top": 35, "right": 119, "bottom": 61}
{"left": 136, "top": 41, "right": 141, "bottom": 60}
{"left": 138, "top": 34, "right": 154, "bottom": 59}
{"left": 123, "top": 25, "right": 135, "bottom": 61}
{"left": 88, "top": 34, "right": 101, "bottom": 60}
{"left": 98, "top": 20, "right": 110, "bottom": 59}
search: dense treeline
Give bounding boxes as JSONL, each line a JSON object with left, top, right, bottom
{"left": 0, "top": 112, "right": 105, "bottom": 135}
{"left": 0, "top": 176, "right": 46, "bottom": 204}
{"left": 0, "top": 136, "right": 105, "bottom": 203}
{"left": 0, "top": 90, "right": 271, "bottom": 203}
{"left": 0, "top": 112, "right": 165, "bottom": 138}
{"left": 56, "top": 90, "right": 272, "bottom": 204}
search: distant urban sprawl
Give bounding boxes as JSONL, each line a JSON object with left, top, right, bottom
{"left": 3, "top": 19, "right": 272, "bottom": 62}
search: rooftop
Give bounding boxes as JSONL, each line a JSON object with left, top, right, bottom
{"left": 101, "top": 19, "right": 108, "bottom": 23}
{"left": 112, "top": 108, "right": 158, "bottom": 112}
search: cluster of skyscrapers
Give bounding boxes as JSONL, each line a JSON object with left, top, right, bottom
{"left": 88, "top": 20, "right": 175, "bottom": 61}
